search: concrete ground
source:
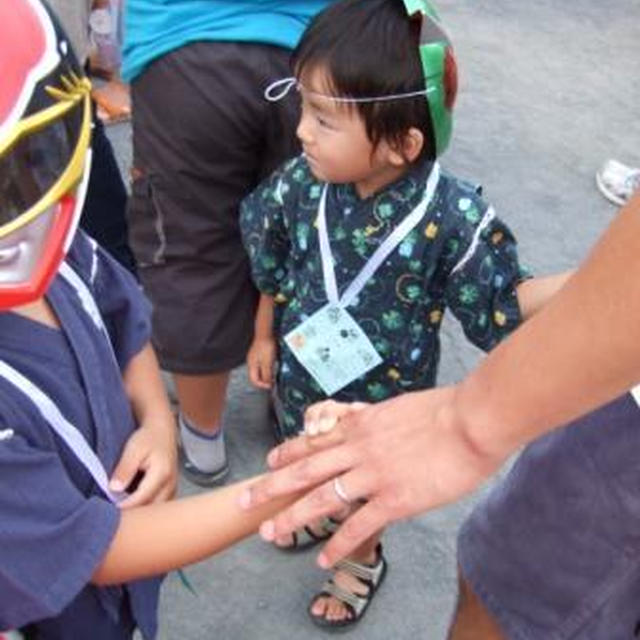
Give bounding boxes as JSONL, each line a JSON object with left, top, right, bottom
{"left": 106, "top": 1, "right": 639, "bottom": 637}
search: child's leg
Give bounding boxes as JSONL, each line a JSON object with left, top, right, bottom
{"left": 174, "top": 371, "right": 229, "bottom": 430}
{"left": 175, "top": 371, "right": 230, "bottom": 485}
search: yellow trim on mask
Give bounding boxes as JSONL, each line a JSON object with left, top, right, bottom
{"left": 0, "top": 74, "right": 92, "bottom": 240}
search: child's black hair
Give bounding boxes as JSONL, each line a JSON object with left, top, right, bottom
{"left": 292, "top": 0, "right": 435, "bottom": 162}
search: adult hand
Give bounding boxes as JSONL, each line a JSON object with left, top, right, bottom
{"left": 239, "top": 387, "right": 505, "bottom": 567}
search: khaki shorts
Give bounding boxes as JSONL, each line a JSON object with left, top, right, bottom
{"left": 128, "top": 41, "right": 300, "bottom": 373}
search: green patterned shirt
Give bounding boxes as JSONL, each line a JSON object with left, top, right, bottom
{"left": 240, "top": 155, "right": 529, "bottom": 438}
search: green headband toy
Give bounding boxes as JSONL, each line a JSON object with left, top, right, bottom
{"left": 403, "top": 0, "right": 457, "bottom": 155}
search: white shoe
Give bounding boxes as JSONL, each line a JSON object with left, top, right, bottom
{"left": 595, "top": 159, "right": 640, "bottom": 206}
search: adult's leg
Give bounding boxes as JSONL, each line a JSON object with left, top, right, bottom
{"left": 455, "top": 393, "right": 640, "bottom": 640}
{"left": 128, "top": 42, "right": 299, "bottom": 481}
{"left": 447, "top": 573, "right": 505, "bottom": 640}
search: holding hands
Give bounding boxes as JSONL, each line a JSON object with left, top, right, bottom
{"left": 239, "top": 389, "right": 505, "bottom": 568}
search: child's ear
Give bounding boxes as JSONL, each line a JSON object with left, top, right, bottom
{"left": 388, "top": 127, "right": 425, "bottom": 166}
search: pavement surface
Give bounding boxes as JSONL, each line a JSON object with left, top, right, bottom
{"left": 106, "top": 1, "right": 640, "bottom": 638}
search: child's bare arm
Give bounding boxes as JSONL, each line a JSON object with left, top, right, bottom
{"left": 516, "top": 270, "right": 575, "bottom": 321}
{"left": 110, "top": 342, "right": 178, "bottom": 508}
{"left": 91, "top": 475, "right": 297, "bottom": 584}
{"left": 247, "top": 293, "right": 277, "bottom": 389}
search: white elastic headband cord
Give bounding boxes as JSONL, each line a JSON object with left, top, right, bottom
{"left": 264, "top": 77, "right": 432, "bottom": 104}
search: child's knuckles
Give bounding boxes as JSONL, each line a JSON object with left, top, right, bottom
{"left": 304, "top": 406, "right": 321, "bottom": 425}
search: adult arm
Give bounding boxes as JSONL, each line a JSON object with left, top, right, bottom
{"left": 238, "top": 193, "right": 640, "bottom": 566}
{"left": 516, "top": 270, "right": 574, "bottom": 320}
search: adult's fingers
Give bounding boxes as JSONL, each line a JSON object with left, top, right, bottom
{"left": 266, "top": 423, "right": 347, "bottom": 470}
{"left": 239, "top": 440, "right": 354, "bottom": 510}
{"left": 257, "top": 467, "right": 376, "bottom": 549}
{"left": 316, "top": 499, "right": 390, "bottom": 567}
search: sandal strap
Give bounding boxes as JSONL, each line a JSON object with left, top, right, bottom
{"left": 335, "top": 553, "right": 385, "bottom": 585}
{"left": 281, "top": 516, "right": 340, "bottom": 550}
{"left": 300, "top": 516, "right": 339, "bottom": 544}
{"left": 324, "top": 516, "right": 341, "bottom": 534}
{"left": 320, "top": 580, "right": 369, "bottom": 616}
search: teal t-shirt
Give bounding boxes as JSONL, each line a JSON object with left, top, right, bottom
{"left": 122, "top": 0, "right": 333, "bottom": 82}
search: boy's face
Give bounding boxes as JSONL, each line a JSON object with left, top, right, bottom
{"left": 296, "top": 66, "right": 405, "bottom": 198}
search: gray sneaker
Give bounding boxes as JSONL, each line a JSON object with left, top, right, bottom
{"left": 178, "top": 430, "right": 229, "bottom": 487}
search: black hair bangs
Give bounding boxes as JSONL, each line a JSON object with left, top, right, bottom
{"left": 292, "top": 0, "right": 436, "bottom": 161}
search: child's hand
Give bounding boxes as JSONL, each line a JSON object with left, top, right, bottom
{"left": 247, "top": 336, "right": 277, "bottom": 389}
{"left": 110, "top": 414, "right": 178, "bottom": 509}
{"left": 304, "top": 400, "right": 368, "bottom": 437}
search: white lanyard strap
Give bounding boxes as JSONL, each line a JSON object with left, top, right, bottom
{"left": 59, "top": 259, "right": 120, "bottom": 369}
{"left": 0, "top": 260, "right": 122, "bottom": 504}
{"left": 0, "top": 360, "right": 122, "bottom": 504}
{"left": 317, "top": 163, "right": 441, "bottom": 307}
{"left": 59, "top": 260, "right": 105, "bottom": 333}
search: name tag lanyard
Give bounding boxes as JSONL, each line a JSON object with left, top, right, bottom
{"left": 0, "top": 262, "right": 124, "bottom": 505}
{"left": 317, "top": 163, "right": 441, "bottom": 309}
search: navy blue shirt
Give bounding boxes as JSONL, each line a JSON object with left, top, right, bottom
{"left": 0, "top": 232, "right": 161, "bottom": 639}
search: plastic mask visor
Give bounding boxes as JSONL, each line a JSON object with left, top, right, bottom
{"left": 0, "top": 74, "right": 92, "bottom": 240}
{"left": 403, "top": 0, "right": 456, "bottom": 155}
{"left": 0, "top": 194, "right": 77, "bottom": 309}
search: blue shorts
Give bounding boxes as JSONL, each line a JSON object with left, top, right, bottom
{"left": 458, "top": 393, "right": 640, "bottom": 639}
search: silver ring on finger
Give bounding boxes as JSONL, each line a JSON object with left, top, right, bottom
{"left": 333, "top": 476, "right": 353, "bottom": 506}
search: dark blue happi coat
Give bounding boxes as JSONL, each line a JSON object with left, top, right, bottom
{"left": 0, "top": 231, "right": 162, "bottom": 639}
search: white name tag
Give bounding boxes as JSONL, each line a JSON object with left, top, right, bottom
{"left": 284, "top": 304, "right": 382, "bottom": 396}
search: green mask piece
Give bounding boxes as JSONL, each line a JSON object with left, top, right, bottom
{"left": 404, "top": 0, "right": 441, "bottom": 23}
{"left": 403, "top": 0, "right": 457, "bottom": 156}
